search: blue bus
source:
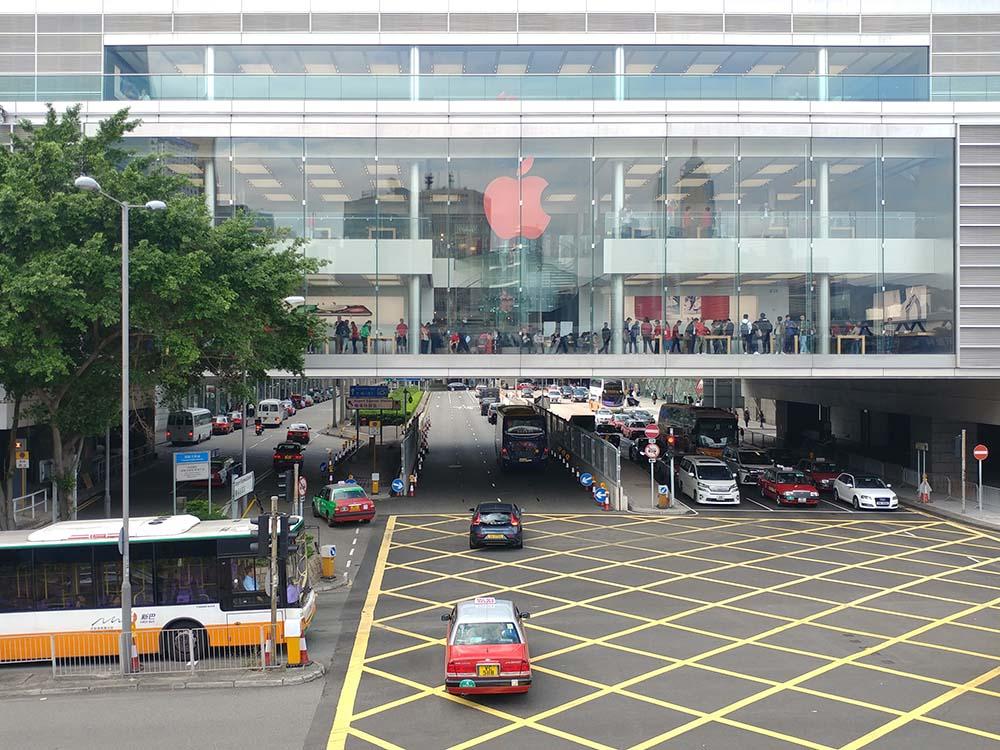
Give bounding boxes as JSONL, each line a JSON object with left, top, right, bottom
{"left": 495, "top": 405, "right": 549, "bottom": 471}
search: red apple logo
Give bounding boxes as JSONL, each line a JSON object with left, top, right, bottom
{"left": 483, "top": 157, "right": 551, "bottom": 240}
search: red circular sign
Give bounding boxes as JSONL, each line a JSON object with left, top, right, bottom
{"left": 974, "top": 444, "right": 989, "bottom": 461}
{"left": 644, "top": 424, "right": 660, "bottom": 440}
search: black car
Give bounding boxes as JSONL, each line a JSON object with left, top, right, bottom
{"left": 273, "top": 441, "right": 305, "bottom": 471}
{"left": 469, "top": 502, "right": 523, "bottom": 549}
{"left": 767, "top": 447, "right": 797, "bottom": 468}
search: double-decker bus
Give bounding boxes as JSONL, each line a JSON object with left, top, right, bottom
{"left": 589, "top": 379, "right": 625, "bottom": 411}
{"left": 0, "top": 514, "right": 315, "bottom": 662}
{"left": 656, "top": 403, "right": 739, "bottom": 458}
{"left": 495, "top": 405, "right": 549, "bottom": 471}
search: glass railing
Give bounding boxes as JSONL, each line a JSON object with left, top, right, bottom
{"left": 3, "top": 73, "right": 1000, "bottom": 103}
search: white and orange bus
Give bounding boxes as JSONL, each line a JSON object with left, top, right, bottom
{"left": 0, "top": 514, "right": 315, "bottom": 663}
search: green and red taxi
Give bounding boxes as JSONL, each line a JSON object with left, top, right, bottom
{"left": 759, "top": 467, "right": 820, "bottom": 506}
{"left": 311, "top": 482, "right": 376, "bottom": 525}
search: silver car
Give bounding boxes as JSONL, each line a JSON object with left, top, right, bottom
{"left": 723, "top": 447, "right": 774, "bottom": 485}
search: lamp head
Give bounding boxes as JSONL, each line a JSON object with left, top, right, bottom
{"left": 283, "top": 296, "right": 306, "bottom": 308}
{"left": 74, "top": 175, "right": 101, "bottom": 192}
{"left": 144, "top": 200, "right": 167, "bottom": 211}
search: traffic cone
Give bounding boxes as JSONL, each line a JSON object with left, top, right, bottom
{"left": 264, "top": 638, "right": 273, "bottom": 667}
{"left": 299, "top": 636, "right": 311, "bottom": 666}
{"left": 130, "top": 634, "right": 141, "bottom": 672}
{"left": 409, "top": 474, "right": 416, "bottom": 496}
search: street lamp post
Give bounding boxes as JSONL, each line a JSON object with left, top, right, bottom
{"left": 75, "top": 175, "right": 165, "bottom": 675}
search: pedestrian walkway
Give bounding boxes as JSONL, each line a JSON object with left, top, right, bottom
{"left": 895, "top": 481, "right": 1000, "bottom": 533}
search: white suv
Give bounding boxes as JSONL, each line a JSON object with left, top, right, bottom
{"left": 677, "top": 456, "right": 741, "bottom": 505}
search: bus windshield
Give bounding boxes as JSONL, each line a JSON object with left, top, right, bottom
{"left": 696, "top": 418, "right": 737, "bottom": 446}
{"left": 505, "top": 418, "right": 544, "bottom": 437}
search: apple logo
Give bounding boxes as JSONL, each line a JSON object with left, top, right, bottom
{"left": 483, "top": 157, "right": 551, "bottom": 240}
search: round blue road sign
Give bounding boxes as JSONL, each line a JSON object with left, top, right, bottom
{"left": 658, "top": 484, "right": 669, "bottom": 495}
{"left": 580, "top": 472, "right": 593, "bottom": 487}
{"left": 594, "top": 487, "right": 608, "bottom": 505}
{"left": 345, "top": 479, "right": 357, "bottom": 485}
{"left": 391, "top": 478, "right": 405, "bottom": 494}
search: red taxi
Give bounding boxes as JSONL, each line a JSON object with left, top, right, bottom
{"left": 229, "top": 411, "right": 243, "bottom": 429}
{"left": 759, "top": 467, "right": 820, "bottom": 506}
{"left": 443, "top": 597, "right": 532, "bottom": 695}
{"left": 212, "top": 415, "right": 234, "bottom": 435}
{"left": 797, "top": 458, "right": 841, "bottom": 493}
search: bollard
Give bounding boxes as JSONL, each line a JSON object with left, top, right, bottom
{"left": 409, "top": 473, "right": 417, "bottom": 496}
{"left": 320, "top": 544, "right": 336, "bottom": 578}
{"left": 286, "top": 618, "right": 302, "bottom": 667}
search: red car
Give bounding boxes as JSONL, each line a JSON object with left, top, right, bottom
{"left": 759, "top": 467, "right": 820, "bottom": 506}
{"left": 290, "top": 394, "right": 305, "bottom": 410}
{"left": 286, "top": 423, "right": 311, "bottom": 444}
{"left": 229, "top": 411, "right": 243, "bottom": 429}
{"left": 619, "top": 419, "right": 649, "bottom": 440}
{"left": 212, "top": 415, "right": 233, "bottom": 435}
{"left": 796, "top": 458, "right": 842, "bottom": 493}
{"left": 443, "top": 597, "right": 532, "bottom": 695}
{"left": 273, "top": 441, "right": 304, "bottom": 471}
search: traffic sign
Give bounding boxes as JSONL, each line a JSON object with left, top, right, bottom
{"left": 298, "top": 476, "right": 308, "bottom": 499}
{"left": 350, "top": 385, "right": 389, "bottom": 399}
{"left": 658, "top": 484, "right": 669, "bottom": 495}
{"left": 174, "top": 451, "right": 211, "bottom": 481}
{"left": 232, "top": 471, "right": 254, "bottom": 501}
{"left": 347, "top": 398, "right": 398, "bottom": 410}
{"left": 580, "top": 472, "right": 594, "bottom": 488}
{"left": 594, "top": 487, "right": 608, "bottom": 505}
{"left": 14, "top": 450, "right": 29, "bottom": 469}
{"left": 644, "top": 424, "right": 660, "bottom": 440}
{"left": 644, "top": 443, "right": 661, "bottom": 459}
{"left": 974, "top": 444, "right": 989, "bottom": 461}
{"left": 391, "top": 478, "right": 405, "bottom": 494}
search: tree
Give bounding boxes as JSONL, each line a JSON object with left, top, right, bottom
{"left": 0, "top": 106, "right": 322, "bottom": 526}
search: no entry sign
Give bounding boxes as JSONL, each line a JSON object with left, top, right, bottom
{"left": 974, "top": 444, "right": 989, "bottom": 461}
{"left": 644, "top": 424, "right": 660, "bottom": 440}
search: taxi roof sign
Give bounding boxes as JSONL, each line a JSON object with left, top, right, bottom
{"left": 474, "top": 597, "right": 496, "bottom": 605}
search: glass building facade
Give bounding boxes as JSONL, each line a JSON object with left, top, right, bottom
{"left": 133, "top": 133, "right": 954, "bottom": 358}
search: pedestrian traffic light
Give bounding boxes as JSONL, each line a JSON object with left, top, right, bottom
{"left": 249, "top": 514, "right": 271, "bottom": 555}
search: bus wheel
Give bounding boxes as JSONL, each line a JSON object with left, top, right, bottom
{"left": 163, "top": 620, "right": 207, "bottom": 663}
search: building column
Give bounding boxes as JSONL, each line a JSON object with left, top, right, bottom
{"left": 205, "top": 46, "right": 215, "bottom": 101}
{"left": 408, "top": 162, "right": 421, "bottom": 354}
{"left": 817, "top": 158, "right": 831, "bottom": 353}
{"left": 817, "top": 46, "right": 828, "bottom": 102}
{"left": 611, "top": 161, "right": 625, "bottom": 354}
{"left": 614, "top": 46, "right": 625, "bottom": 101}
{"left": 410, "top": 46, "right": 420, "bottom": 101}
{"left": 203, "top": 158, "right": 215, "bottom": 222}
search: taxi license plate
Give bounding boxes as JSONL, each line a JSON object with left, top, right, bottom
{"left": 797, "top": 498, "right": 809, "bottom": 504}
{"left": 477, "top": 664, "right": 499, "bottom": 677}
{"left": 349, "top": 504, "right": 360, "bottom": 511}
{"left": 486, "top": 533, "right": 505, "bottom": 540}
{"left": 518, "top": 458, "right": 531, "bottom": 463}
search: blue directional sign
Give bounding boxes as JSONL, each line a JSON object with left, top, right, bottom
{"left": 594, "top": 487, "right": 608, "bottom": 505}
{"left": 350, "top": 385, "right": 389, "bottom": 398}
{"left": 176, "top": 451, "right": 210, "bottom": 464}
{"left": 658, "top": 484, "right": 669, "bottom": 495}
{"left": 580, "top": 472, "right": 593, "bottom": 488}
{"left": 391, "top": 478, "right": 405, "bottom": 494}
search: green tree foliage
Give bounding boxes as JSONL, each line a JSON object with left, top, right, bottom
{"left": 0, "top": 106, "right": 322, "bottom": 526}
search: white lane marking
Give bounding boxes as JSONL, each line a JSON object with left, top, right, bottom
{"left": 818, "top": 497, "right": 852, "bottom": 513}
{"left": 346, "top": 559, "right": 352, "bottom": 567}
{"left": 742, "top": 495, "right": 776, "bottom": 512}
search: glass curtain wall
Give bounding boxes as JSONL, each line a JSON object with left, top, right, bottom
{"left": 129, "top": 135, "right": 954, "bottom": 357}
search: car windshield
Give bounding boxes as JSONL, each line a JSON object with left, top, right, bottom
{"left": 478, "top": 511, "right": 513, "bottom": 525}
{"left": 739, "top": 451, "right": 769, "bottom": 464}
{"left": 574, "top": 388, "right": 587, "bottom": 395}
{"left": 290, "top": 424, "right": 308, "bottom": 430}
{"left": 453, "top": 622, "right": 521, "bottom": 645}
{"left": 855, "top": 476, "right": 887, "bottom": 489}
{"left": 811, "top": 462, "right": 840, "bottom": 473}
{"left": 333, "top": 487, "right": 367, "bottom": 500}
{"left": 277, "top": 443, "right": 300, "bottom": 452}
{"left": 697, "top": 465, "right": 733, "bottom": 481}
{"left": 777, "top": 471, "right": 808, "bottom": 484}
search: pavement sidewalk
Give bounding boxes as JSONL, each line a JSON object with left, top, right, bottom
{"left": 0, "top": 660, "right": 324, "bottom": 698}
{"left": 895, "top": 482, "right": 1000, "bottom": 533}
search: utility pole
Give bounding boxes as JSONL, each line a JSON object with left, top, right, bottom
{"left": 269, "top": 494, "right": 279, "bottom": 658}
{"left": 961, "top": 428, "right": 967, "bottom": 514}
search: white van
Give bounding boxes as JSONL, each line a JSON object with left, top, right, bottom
{"left": 258, "top": 399, "right": 284, "bottom": 426}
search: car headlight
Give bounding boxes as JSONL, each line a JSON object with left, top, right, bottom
{"left": 809, "top": 491, "right": 819, "bottom": 497}
{"left": 783, "top": 491, "right": 795, "bottom": 497}
{"left": 860, "top": 495, "right": 872, "bottom": 500}
{"left": 729, "top": 485, "right": 738, "bottom": 493}
{"left": 697, "top": 483, "right": 710, "bottom": 491}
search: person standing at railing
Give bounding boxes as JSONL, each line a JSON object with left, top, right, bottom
{"left": 741, "top": 314, "right": 753, "bottom": 354}
{"left": 653, "top": 320, "right": 662, "bottom": 354}
{"left": 395, "top": 318, "right": 408, "bottom": 352}
{"left": 598, "top": 322, "right": 611, "bottom": 354}
{"left": 361, "top": 320, "right": 371, "bottom": 353}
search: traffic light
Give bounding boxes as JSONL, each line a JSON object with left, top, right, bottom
{"left": 284, "top": 470, "right": 295, "bottom": 504}
{"left": 666, "top": 434, "right": 676, "bottom": 449}
{"left": 249, "top": 514, "right": 271, "bottom": 555}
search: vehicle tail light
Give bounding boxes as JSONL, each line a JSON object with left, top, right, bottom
{"left": 510, "top": 516, "right": 519, "bottom": 525}
{"left": 472, "top": 513, "right": 481, "bottom": 525}
{"left": 500, "top": 448, "right": 508, "bottom": 456}
{"left": 446, "top": 660, "right": 459, "bottom": 674}
{"left": 166, "top": 431, "right": 171, "bottom": 438}
{"left": 518, "top": 660, "right": 530, "bottom": 673}
{"left": 188, "top": 431, "right": 193, "bottom": 437}
{"left": 542, "top": 447, "right": 549, "bottom": 455}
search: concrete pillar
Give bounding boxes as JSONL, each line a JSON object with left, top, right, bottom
{"left": 611, "top": 161, "right": 626, "bottom": 354}
{"left": 817, "top": 46, "right": 828, "bottom": 102}
{"left": 203, "top": 158, "right": 215, "bottom": 222}
{"left": 817, "top": 158, "right": 830, "bottom": 353}
{"left": 410, "top": 46, "right": 419, "bottom": 101}
{"left": 408, "top": 275, "right": 421, "bottom": 355}
{"left": 614, "top": 46, "right": 625, "bottom": 101}
{"left": 205, "top": 46, "right": 215, "bottom": 100}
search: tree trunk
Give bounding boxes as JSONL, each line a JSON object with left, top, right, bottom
{"left": 49, "top": 423, "right": 79, "bottom": 520}
{"left": 0, "top": 394, "right": 22, "bottom": 530}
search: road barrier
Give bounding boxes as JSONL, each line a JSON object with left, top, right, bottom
{"left": 0, "top": 626, "right": 289, "bottom": 677}
{"left": 542, "top": 409, "right": 623, "bottom": 510}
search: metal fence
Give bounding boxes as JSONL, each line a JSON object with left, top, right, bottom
{"left": 12, "top": 488, "right": 49, "bottom": 526}
{"left": 0, "top": 626, "right": 287, "bottom": 678}
{"left": 543, "top": 409, "right": 622, "bottom": 508}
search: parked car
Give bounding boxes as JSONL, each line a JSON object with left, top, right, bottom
{"left": 273, "top": 441, "right": 304, "bottom": 471}
{"left": 469, "top": 502, "right": 523, "bottom": 549}
{"left": 443, "top": 598, "right": 532, "bottom": 695}
{"left": 759, "top": 467, "right": 820, "bottom": 506}
{"left": 723, "top": 447, "right": 774, "bottom": 485}
{"left": 833, "top": 472, "right": 899, "bottom": 510}
{"left": 797, "top": 458, "right": 842, "bottom": 493}
{"left": 286, "top": 423, "right": 311, "bottom": 444}
{"left": 290, "top": 394, "right": 305, "bottom": 409}
{"left": 487, "top": 402, "right": 500, "bottom": 425}
{"left": 676, "top": 456, "right": 741, "bottom": 505}
{"left": 546, "top": 387, "right": 562, "bottom": 404}
{"left": 572, "top": 387, "right": 589, "bottom": 402}
{"left": 280, "top": 399, "right": 297, "bottom": 417}
{"left": 594, "top": 409, "right": 614, "bottom": 426}
{"left": 212, "top": 415, "right": 234, "bottom": 435}
{"left": 560, "top": 385, "right": 574, "bottom": 399}
{"left": 312, "top": 482, "right": 375, "bottom": 525}
{"left": 620, "top": 419, "right": 650, "bottom": 440}
{"left": 447, "top": 381, "right": 469, "bottom": 391}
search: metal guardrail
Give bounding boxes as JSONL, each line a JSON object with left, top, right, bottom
{"left": 12, "top": 488, "right": 48, "bottom": 525}
{"left": 542, "top": 408, "right": 623, "bottom": 509}
{"left": 0, "top": 626, "right": 287, "bottom": 677}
